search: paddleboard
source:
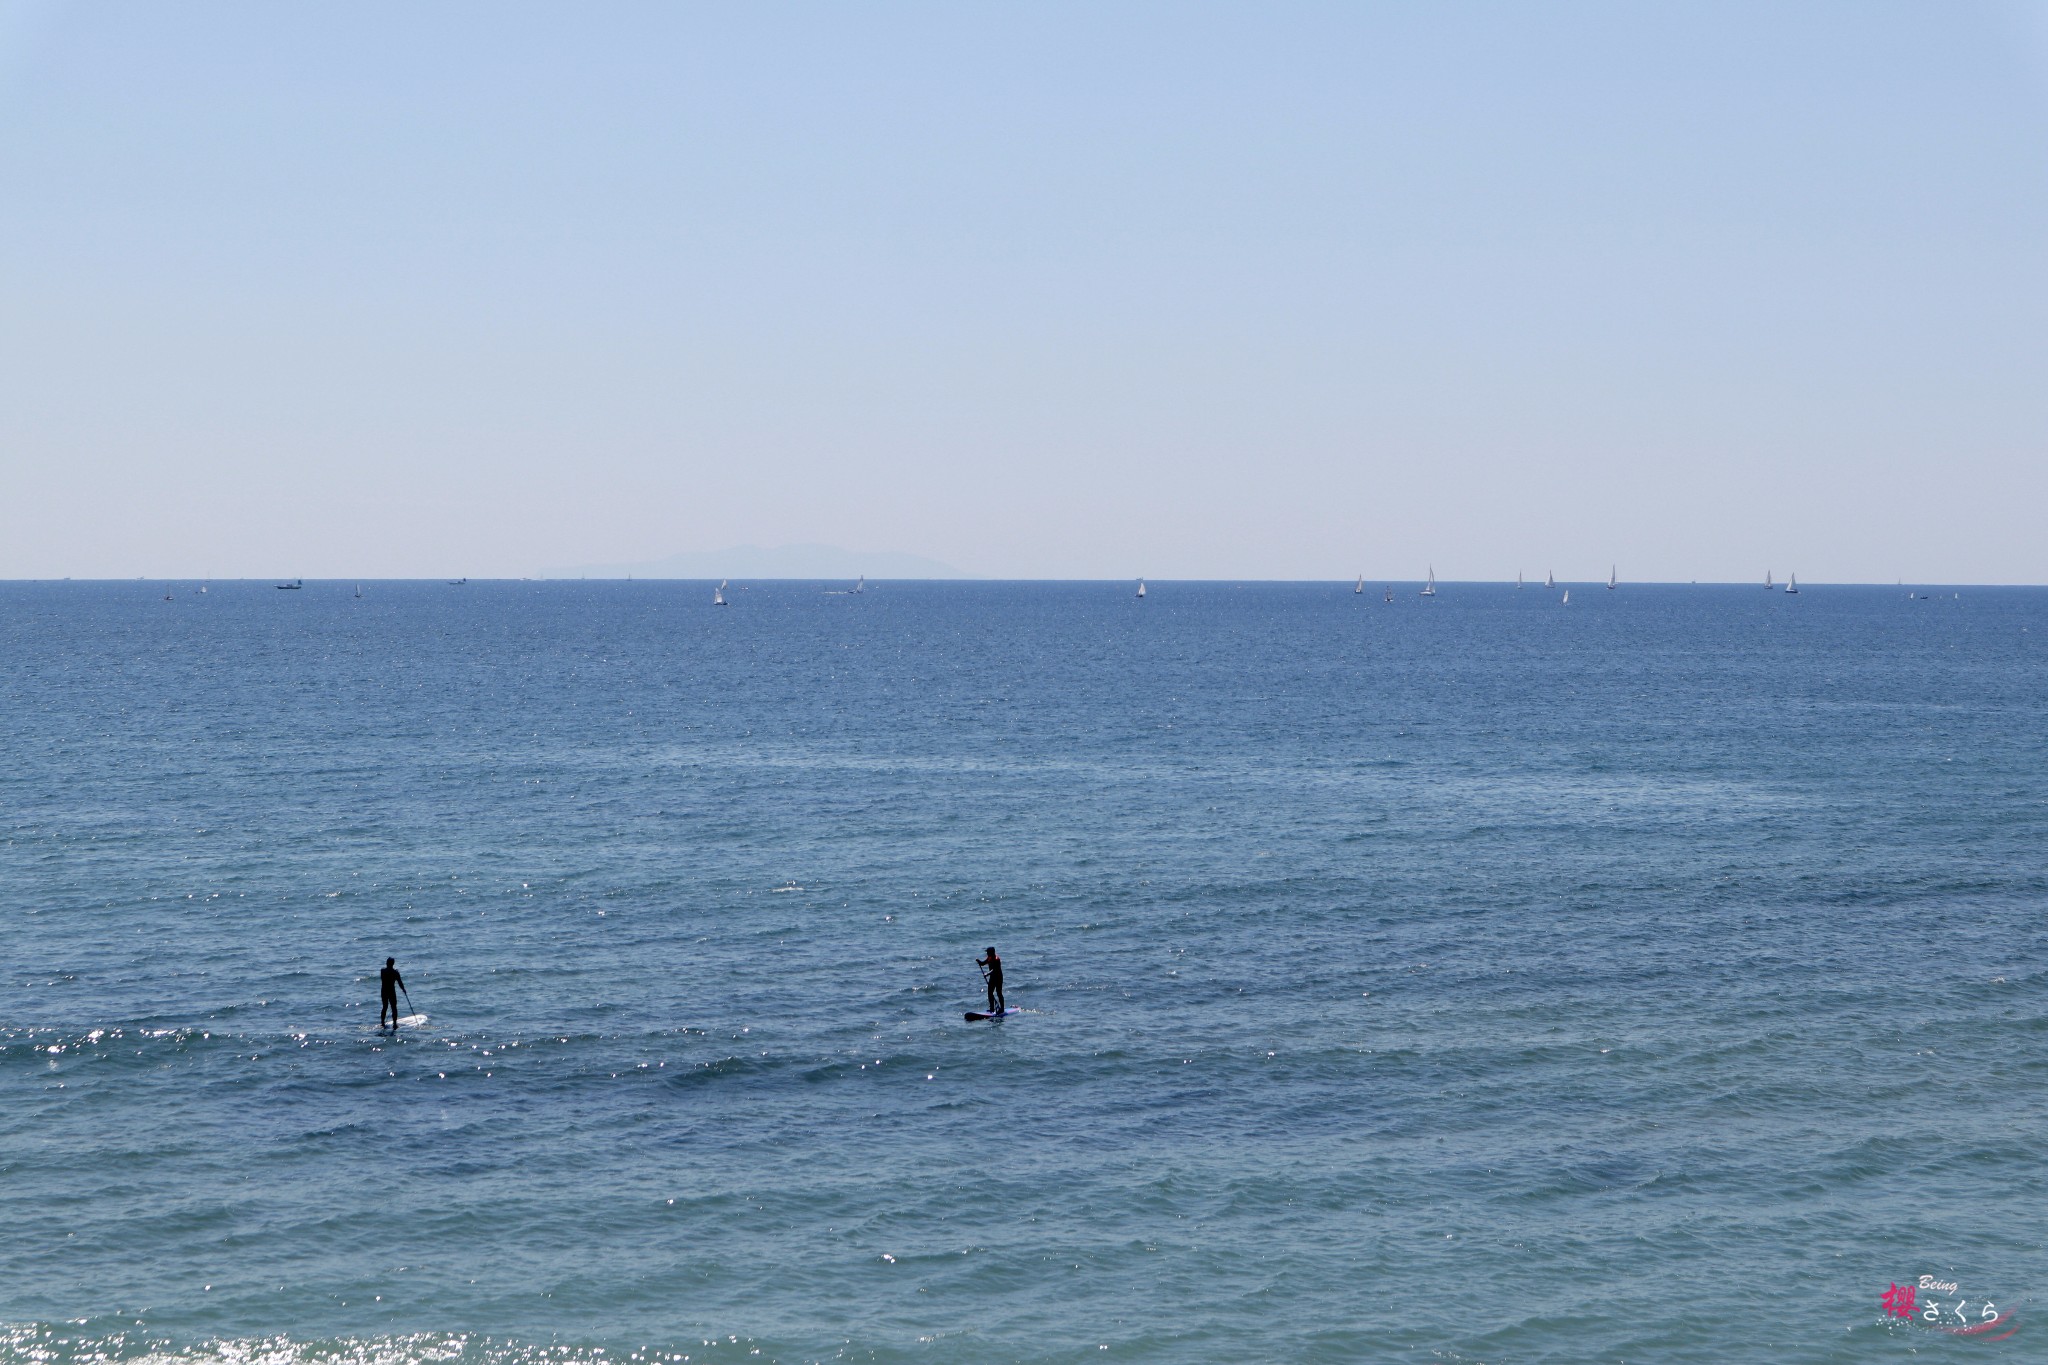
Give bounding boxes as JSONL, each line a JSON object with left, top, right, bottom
{"left": 964, "top": 1007, "right": 1020, "bottom": 1021}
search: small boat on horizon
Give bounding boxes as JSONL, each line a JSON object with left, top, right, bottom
{"left": 353, "top": 584, "right": 363, "bottom": 599}
{"left": 1384, "top": 586, "right": 1394, "bottom": 602}
{"left": 1517, "top": 571, "right": 1524, "bottom": 589}
{"left": 1354, "top": 574, "right": 1364, "bottom": 594}
{"left": 1420, "top": 566, "right": 1436, "bottom": 597}
{"left": 1545, "top": 570, "right": 1555, "bottom": 590}
{"left": 1136, "top": 578, "right": 1146, "bottom": 599}
{"left": 1765, "top": 570, "right": 1774, "bottom": 590}
{"left": 276, "top": 580, "right": 302, "bottom": 590}
{"left": 713, "top": 583, "right": 727, "bottom": 606}
{"left": 1607, "top": 565, "right": 1617, "bottom": 591}
{"left": 1786, "top": 573, "right": 1799, "bottom": 595}
{"left": 448, "top": 577, "right": 467, "bottom": 585}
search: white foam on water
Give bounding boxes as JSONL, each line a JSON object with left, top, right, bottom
{"left": 0, "top": 1328, "right": 713, "bottom": 1365}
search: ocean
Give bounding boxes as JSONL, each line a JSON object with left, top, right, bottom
{"left": 3, "top": 579, "right": 2043, "bottom": 1363}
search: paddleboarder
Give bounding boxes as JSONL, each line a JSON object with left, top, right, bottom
{"left": 976, "top": 947, "right": 1004, "bottom": 1016}
{"left": 379, "top": 957, "right": 407, "bottom": 1028}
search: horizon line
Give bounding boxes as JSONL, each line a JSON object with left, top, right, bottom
{"left": 1, "top": 576, "right": 2032, "bottom": 588}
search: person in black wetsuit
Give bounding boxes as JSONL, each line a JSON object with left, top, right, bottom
{"left": 977, "top": 947, "right": 1004, "bottom": 1015}
{"left": 379, "top": 957, "right": 406, "bottom": 1027}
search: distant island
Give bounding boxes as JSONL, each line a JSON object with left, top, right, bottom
{"left": 542, "top": 543, "right": 971, "bottom": 580}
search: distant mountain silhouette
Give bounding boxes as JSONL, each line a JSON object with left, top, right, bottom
{"left": 543, "top": 543, "right": 971, "bottom": 579}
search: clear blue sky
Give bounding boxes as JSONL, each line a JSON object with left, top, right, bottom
{"left": 4, "top": 1, "right": 2046, "bottom": 581}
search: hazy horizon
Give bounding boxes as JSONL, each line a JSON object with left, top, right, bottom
{"left": 5, "top": 2, "right": 2047, "bottom": 583}
{"left": 3, "top": 568, "right": 2020, "bottom": 588}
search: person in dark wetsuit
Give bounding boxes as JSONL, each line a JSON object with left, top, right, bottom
{"left": 379, "top": 957, "right": 406, "bottom": 1027}
{"left": 977, "top": 947, "right": 1004, "bottom": 1015}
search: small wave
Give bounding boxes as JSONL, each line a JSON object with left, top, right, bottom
{"left": 662, "top": 1054, "right": 775, "bottom": 1089}
{"left": 0, "top": 1326, "right": 734, "bottom": 1365}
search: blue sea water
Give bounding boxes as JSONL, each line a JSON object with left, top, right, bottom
{"left": 2, "top": 579, "right": 2045, "bottom": 1364}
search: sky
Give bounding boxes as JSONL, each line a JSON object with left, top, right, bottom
{"left": 3, "top": 1, "right": 2047, "bottom": 582}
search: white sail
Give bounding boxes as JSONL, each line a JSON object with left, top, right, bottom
{"left": 1607, "top": 565, "right": 1616, "bottom": 590}
{"left": 1545, "top": 570, "right": 1554, "bottom": 590}
{"left": 1786, "top": 574, "right": 1798, "bottom": 595}
{"left": 1765, "top": 570, "right": 1773, "bottom": 589}
{"left": 1420, "top": 566, "right": 1436, "bottom": 597}
{"left": 1517, "top": 571, "right": 1523, "bottom": 589}
{"left": 855, "top": 575, "right": 864, "bottom": 594}
{"left": 1355, "top": 574, "right": 1363, "bottom": 594}
{"left": 713, "top": 585, "right": 727, "bottom": 606}
{"left": 1562, "top": 589, "right": 1570, "bottom": 604}
{"left": 1136, "top": 578, "right": 1146, "bottom": 599}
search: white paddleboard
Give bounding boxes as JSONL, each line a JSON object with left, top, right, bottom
{"left": 964, "top": 1007, "right": 1021, "bottom": 1021}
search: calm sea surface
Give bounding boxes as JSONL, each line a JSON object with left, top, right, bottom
{"left": 3, "top": 580, "right": 2044, "bottom": 1364}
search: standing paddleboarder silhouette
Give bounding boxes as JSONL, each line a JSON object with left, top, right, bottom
{"left": 379, "top": 957, "right": 409, "bottom": 1028}
{"left": 975, "top": 947, "right": 1004, "bottom": 1017}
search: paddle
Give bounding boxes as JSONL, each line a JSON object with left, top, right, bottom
{"left": 399, "top": 983, "right": 416, "bottom": 1026}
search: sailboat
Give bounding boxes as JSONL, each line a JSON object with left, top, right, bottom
{"left": 197, "top": 583, "right": 207, "bottom": 594}
{"left": 854, "top": 575, "right": 865, "bottom": 595}
{"left": 1562, "top": 589, "right": 1570, "bottom": 605}
{"left": 713, "top": 582, "right": 727, "bottom": 606}
{"left": 1354, "top": 574, "right": 1364, "bottom": 594}
{"left": 1764, "top": 570, "right": 1773, "bottom": 590}
{"left": 1136, "top": 578, "right": 1147, "bottom": 599}
{"left": 1420, "top": 567, "right": 1436, "bottom": 597}
{"left": 353, "top": 584, "right": 363, "bottom": 599}
{"left": 1545, "top": 570, "right": 1555, "bottom": 590}
{"left": 1384, "top": 586, "right": 1394, "bottom": 602}
{"left": 1785, "top": 574, "right": 1798, "bottom": 595}
{"left": 1517, "top": 571, "right": 1524, "bottom": 589}
{"left": 1607, "top": 565, "right": 1617, "bottom": 591}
